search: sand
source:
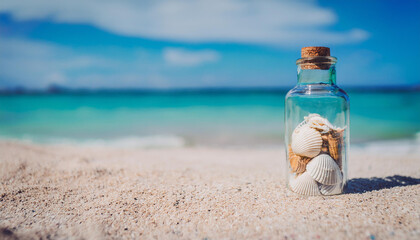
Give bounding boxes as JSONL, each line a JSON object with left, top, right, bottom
{"left": 0, "top": 140, "right": 419, "bottom": 239}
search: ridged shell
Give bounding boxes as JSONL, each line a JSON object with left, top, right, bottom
{"left": 289, "top": 172, "right": 321, "bottom": 196}
{"left": 319, "top": 183, "right": 342, "bottom": 195}
{"left": 294, "top": 118, "right": 308, "bottom": 132}
{"left": 291, "top": 125, "right": 322, "bottom": 158}
{"left": 306, "top": 154, "right": 342, "bottom": 185}
{"left": 288, "top": 145, "right": 311, "bottom": 174}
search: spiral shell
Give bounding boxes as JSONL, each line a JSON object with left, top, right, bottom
{"left": 289, "top": 172, "right": 321, "bottom": 196}
{"left": 328, "top": 128, "right": 344, "bottom": 169}
{"left": 291, "top": 125, "right": 323, "bottom": 158}
{"left": 306, "top": 154, "right": 342, "bottom": 185}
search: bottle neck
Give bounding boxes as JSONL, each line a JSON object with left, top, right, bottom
{"left": 297, "top": 65, "right": 336, "bottom": 85}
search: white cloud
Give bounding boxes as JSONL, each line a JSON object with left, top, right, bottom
{"left": 0, "top": 38, "right": 172, "bottom": 89}
{"left": 0, "top": 38, "right": 82, "bottom": 88}
{"left": 163, "top": 48, "right": 220, "bottom": 66}
{"left": 0, "top": 0, "right": 369, "bottom": 46}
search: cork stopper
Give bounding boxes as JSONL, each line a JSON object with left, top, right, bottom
{"left": 300, "top": 46, "right": 332, "bottom": 70}
{"left": 301, "top": 46, "right": 330, "bottom": 58}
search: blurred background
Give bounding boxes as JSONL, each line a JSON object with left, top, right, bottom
{"left": 0, "top": 0, "right": 419, "bottom": 147}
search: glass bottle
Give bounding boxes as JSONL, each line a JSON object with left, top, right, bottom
{"left": 285, "top": 47, "right": 349, "bottom": 196}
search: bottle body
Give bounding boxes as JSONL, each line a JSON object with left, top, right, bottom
{"left": 285, "top": 56, "right": 349, "bottom": 196}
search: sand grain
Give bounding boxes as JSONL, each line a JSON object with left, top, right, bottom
{"left": 1, "top": 141, "right": 419, "bottom": 239}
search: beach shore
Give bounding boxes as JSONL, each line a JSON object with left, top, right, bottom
{"left": 1, "top": 140, "right": 419, "bottom": 239}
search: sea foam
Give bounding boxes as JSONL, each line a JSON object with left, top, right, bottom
{"left": 1, "top": 135, "right": 186, "bottom": 148}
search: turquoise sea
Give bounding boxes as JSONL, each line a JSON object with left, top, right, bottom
{"left": 0, "top": 90, "right": 419, "bottom": 147}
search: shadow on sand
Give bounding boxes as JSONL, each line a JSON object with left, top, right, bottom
{"left": 346, "top": 175, "right": 420, "bottom": 194}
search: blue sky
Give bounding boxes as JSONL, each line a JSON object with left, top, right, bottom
{"left": 0, "top": 0, "right": 419, "bottom": 89}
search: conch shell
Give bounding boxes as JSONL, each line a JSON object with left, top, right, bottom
{"left": 320, "top": 134, "right": 330, "bottom": 154}
{"left": 328, "top": 128, "right": 344, "bottom": 169}
{"left": 288, "top": 146, "right": 311, "bottom": 174}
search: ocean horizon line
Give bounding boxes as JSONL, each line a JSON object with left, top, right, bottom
{"left": 1, "top": 84, "right": 419, "bottom": 95}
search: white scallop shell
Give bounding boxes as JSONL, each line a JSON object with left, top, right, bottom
{"left": 289, "top": 172, "right": 321, "bottom": 196}
{"left": 294, "top": 118, "right": 308, "bottom": 132}
{"left": 319, "top": 183, "right": 342, "bottom": 195}
{"left": 306, "top": 154, "right": 343, "bottom": 185}
{"left": 291, "top": 125, "right": 322, "bottom": 158}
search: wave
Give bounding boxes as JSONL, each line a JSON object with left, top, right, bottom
{"left": 0, "top": 135, "right": 186, "bottom": 148}
{"left": 2, "top": 132, "right": 420, "bottom": 149}
{"left": 352, "top": 137, "right": 420, "bottom": 154}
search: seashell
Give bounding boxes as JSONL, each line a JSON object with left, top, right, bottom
{"left": 289, "top": 172, "right": 321, "bottom": 196}
{"left": 304, "top": 113, "right": 322, "bottom": 121}
{"left": 288, "top": 145, "right": 300, "bottom": 173}
{"left": 328, "top": 128, "right": 344, "bottom": 169}
{"left": 288, "top": 146, "right": 311, "bottom": 174}
{"left": 292, "top": 118, "right": 310, "bottom": 136}
{"left": 321, "top": 146, "right": 329, "bottom": 153}
{"left": 319, "top": 183, "right": 342, "bottom": 195}
{"left": 320, "top": 133, "right": 330, "bottom": 154}
{"left": 291, "top": 125, "right": 323, "bottom": 158}
{"left": 305, "top": 114, "right": 338, "bottom": 133}
{"left": 306, "top": 154, "right": 342, "bottom": 185}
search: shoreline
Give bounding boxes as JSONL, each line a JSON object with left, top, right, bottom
{"left": 1, "top": 135, "right": 419, "bottom": 150}
{"left": 1, "top": 140, "right": 419, "bottom": 239}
